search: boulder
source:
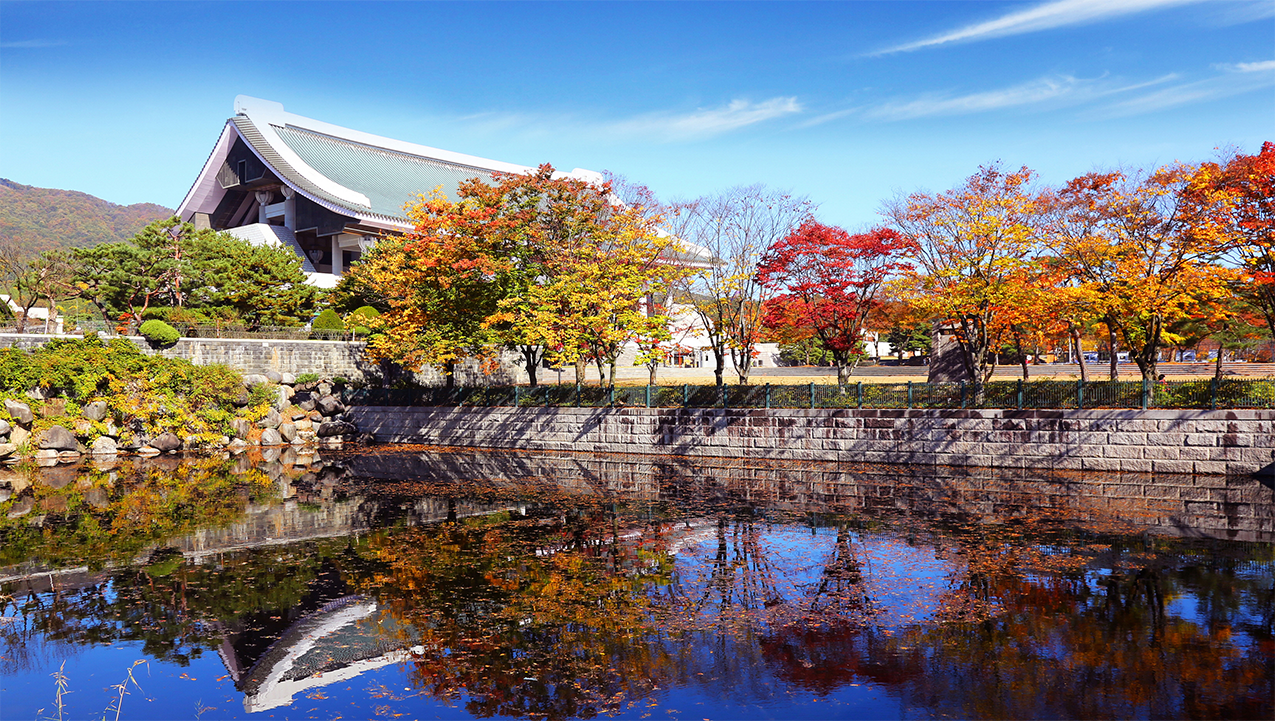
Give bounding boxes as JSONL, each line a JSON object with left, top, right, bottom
{"left": 0, "top": 420, "right": 11, "bottom": 437}
{"left": 231, "top": 418, "right": 251, "bottom": 439}
{"left": 119, "top": 433, "right": 149, "bottom": 451}
{"left": 280, "top": 372, "right": 296, "bottom": 385}
{"left": 233, "top": 388, "right": 250, "bottom": 407}
{"left": 289, "top": 407, "right": 308, "bottom": 421}
{"left": 308, "top": 410, "right": 323, "bottom": 422}
{"left": 82, "top": 401, "right": 109, "bottom": 422}
{"left": 278, "top": 422, "right": 297, "bottom": 443}
{"left": 318, "top": 383, "right": 332, "bottom": 396}
{"left": 242, "top": 374, "right": 270, "bottom": 387}
{"left": 0, "top": 443, "right": 14, "bottom": 459}
{"left": 74, "top": 419, "right": 93, "bottom": 436}
{"left": 280, "top": 385, "right": 295, "bottom": 400}
{"left": 151, "top": 432, "right": 182, "bottom": 452}
{"left": 317, "top": 396, "right": 344, "bottom": 416}
{"left": 294, "top": 417, "right": 313, "bottom": 431}
{"left": 265, "top": 370, "right": 283, "bottom": 384}
{"left": 57, "top": 450, "right": 81, "bottom": 463}
{"left": 9, "top": 426, "right": 29, "bottom": 448}
{"left": 34, "top": 449, "right": 60, "bottom": 465}
{"left": 297, "top": 399, "right": 316, "bottom": 412}
{"left": 256, "top": 408, "right": 282, "bottom": 429}
{"left": 91, "top": 436, "right": 118, "bottom": 456}
{"left": 43, "top": 398, "right": 67, "bottom": 417}
{"left": 84, "top": 488, "right": 110, "bottom": 510}
{"left": 136, "top": 446, "right": 160, "bottom": 457}
{"left": 4, "top": 400, "right": 33, "bottom": 426}
{"left": 227, "top": 438, "right": 248, "bottom": 453}
{"left": 7, "top": 497, "right": 33, "bottom": 519}
{"left": 260, "top": 428, "right": 283, "bottom": 446}
{"left": 317, "top": 421, "right": 354, "bottom": 438}
{"left": 39, "top": 426, "right": 79, "bottom": 452}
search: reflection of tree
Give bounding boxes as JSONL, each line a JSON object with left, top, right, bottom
{"left": 0, "top": 457, "right": 275, "bottom": 569}
{"left": 348, "top": 510, "right": 675, "bottom": 720}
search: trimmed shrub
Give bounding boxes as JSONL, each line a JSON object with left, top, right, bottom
{"left": 295, "top": 372, "right": 320, "bottom": 385}
{"left": 347, "top": 305, "right": 381, "bottom": 335}
{"left": 138, "top": 319, "right": 180, "bottom": 346}
{"left": 311, "top": 309, "right": 345, "bottom": 337}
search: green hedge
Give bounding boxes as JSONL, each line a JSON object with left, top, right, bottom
{"left": 138, "top": 319, "right": 180, "bottom": 346}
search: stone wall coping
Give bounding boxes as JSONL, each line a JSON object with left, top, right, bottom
{"left": 0, "top": 332, "right": 367, "bottom": 349}
{"left": 357, "top": 405, "right": 1275, "bottom": 421}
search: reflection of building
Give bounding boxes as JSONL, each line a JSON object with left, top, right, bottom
{"left": 223, "top": 595, "right": 417, "bottom": 713}
{"left": 177, "top": 96, "right": 611, "bottom": 288}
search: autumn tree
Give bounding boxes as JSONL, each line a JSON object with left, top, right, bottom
{"left": 1204, "top": 142, "right": 1275, "bottom": 339}
{"left": 757, "top": 222, "right": 913, "bottom": 385}
{"left": 1052, "top": 165, "right": 1239, "bottom": 382}
{"left": 669, "top": 185, "right": 813, "bottom": 385}
{"left": 884, "top": 164, "right": 1047, "bottom": 402}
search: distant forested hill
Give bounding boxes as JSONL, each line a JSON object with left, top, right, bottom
{"left": 0, "top": 179, "right": 173, "bottom": 255}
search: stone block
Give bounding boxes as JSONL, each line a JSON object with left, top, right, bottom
{"left": 1151, "top": 460, "right": 1194, "bottom": 475}
{"left": 1082, "top": 457, "right": 1122, "bottom": 472}
{"left": 1106, "top": 432, "right": 1147, "bottom": 446}
{"left": 1192, "top": 461, "right": 1230, "bottom": 476}
{"left": 1147, "top": 433, "right": 1186, "bottom": 446}
{"left": 1141, "top": 447, "right": 1180, "bottom": 460}
{"left": 1119, "top": 459, "right": 1153, "bottom": 472}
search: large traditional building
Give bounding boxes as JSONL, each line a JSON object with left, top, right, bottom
{"left": 177, "top": 96, "right": 622, "bottom": 288}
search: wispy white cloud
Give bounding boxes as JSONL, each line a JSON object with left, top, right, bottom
{"left": 1104, "top": 61, "right": 1275, "bottom": 116}
{"left": 862, "top": 73, "right": 1176, "bottom": 120}
{"left": 794, "top": 108, "right": 861, "bottom": 129}
{"left": 607, "top": 97, "right": 802, "bottom": 140}
{"left": 1222, "top": 59, "right": 1275, "bottom": 73}
{"left": 871, "top": 0, "right": 1204, "bottom": 55}
{"left": 0, "top": 39, "right": 66, "bottom": 49}
{"left": 453, "top": 98, "right": 802, "bottom": 144}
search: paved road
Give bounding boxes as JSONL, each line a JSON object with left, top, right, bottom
{"left": 752, "top": 363, "right": 1275, "bottom": 378}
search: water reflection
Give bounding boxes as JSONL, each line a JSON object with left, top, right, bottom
{"left": 1, "top": 448, "right": 1272, "bottom": 719}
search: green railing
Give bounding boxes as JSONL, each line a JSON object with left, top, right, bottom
{"left": 344, "top": 377, "right": 1275, "bottom": 410}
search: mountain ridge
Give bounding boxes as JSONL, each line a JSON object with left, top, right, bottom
{"left": 0, "top": 178, "right": 173, "bottom": 255}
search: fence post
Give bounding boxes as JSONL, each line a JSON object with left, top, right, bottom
{"left": 1016, "top": 379, "right": 1024, "bottom": 410}
{"left": 574, "top": 383, "right": 581, "bottom": 408}
{"left": 765, "top": 383, "right": 771, "bottom": 409}
{"left": 721, "top": 383, "right": 727, "bottom": 410}
{"left": 646, "top": 384, "right": 651, "bottom": 408}
{"left": 1209, "top": 375, "right": 1218, "bottom": 411}
{"left": 609, "top": 385, "right": 615, "bottom": 406}
{"left": 856, "top": 381, "right": 863, "bottom": 409}
{"left": 1077, "top": 378, "right": 1085, "bottom": 409}
{"left": 1141, "top": 377, "right": 1149, "bottom": 410}
{"left": 809, "top": 382, "right": 816, "bottom": 409}
{"left": 683, "top": 383, "right": 689, "bottom": 408}
{"left": 514, "top": 385, "right": 520, "bottom": 408}
{"left": 907, "top": 381, "right": 913, "bottom": 409}
{"left": 960, "top": 381, "right": 966, "bottom": 409}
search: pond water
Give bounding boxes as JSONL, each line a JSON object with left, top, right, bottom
{"left": 1, "top": 447, "right": 1272, "bottom": 720}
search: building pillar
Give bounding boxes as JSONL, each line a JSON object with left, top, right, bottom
{"left": 281, "top": 186, "right": 296, "bottom": 230}
{"left": 331, "top": 235, "right": 343, "bottom": 276}
{"left": 256, "top": 191, "right": 272, "bottom": 224}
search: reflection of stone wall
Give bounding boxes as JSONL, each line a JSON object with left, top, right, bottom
{"left": 344, "top": 448, "right": 1275, "bottom": 542}
{"left": 347, "top": 406, "right": 1275, "bottom": 477}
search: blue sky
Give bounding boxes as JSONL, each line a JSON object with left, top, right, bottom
{"left": 1, "top": 0, "right": 1272, "bottom": 230}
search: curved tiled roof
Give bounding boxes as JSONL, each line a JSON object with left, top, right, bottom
{"left": 272, "top": 125, "right": 501, "bottom": 220}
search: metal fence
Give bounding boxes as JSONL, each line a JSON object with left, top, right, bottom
{"left": 344, "top": 377, "right": 1275, "bottom": 410}
{"left": 19, "top": 321, "right": 368, "bottom": 342}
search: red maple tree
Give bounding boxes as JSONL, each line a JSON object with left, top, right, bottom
{"left": 757, "top": 221, "right": 914, "bottom": 384}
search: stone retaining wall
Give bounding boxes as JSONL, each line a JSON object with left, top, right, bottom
{"left": 346, "top": 406, "right": 1275, "bottom": 477}
{"left": 0, "top": 333, "right": 525, "bottom": 385}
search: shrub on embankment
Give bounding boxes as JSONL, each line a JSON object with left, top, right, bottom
{"left": 0, "top": 334, "right": 360, "bottom": 463}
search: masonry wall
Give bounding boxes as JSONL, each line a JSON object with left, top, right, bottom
{"left": 345, "top": 406, "right": 1275, "bottom": 477}
{"left": 0, "top": 333, "right": 521, "bottom": 384}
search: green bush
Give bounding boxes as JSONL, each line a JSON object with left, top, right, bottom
{"left": 347, "top": 305, "right": 381, "bottom": 335}
{"left": 139, "top": 319, "right": 181, "bottom": 346}
{"left": 295, "top": 372, "right": 320, "bottom": 385}
{"left": 311, "top": 309, "right": 345, "bottom": 336}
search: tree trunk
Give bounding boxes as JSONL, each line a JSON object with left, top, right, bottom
{"left": 1108, "top": 324, "right": 1118, "bottom": 381}
{"left": 574, "top": 357, "right": 586, "bottom": 386}
{"left": 1215, "top": 344, "right": 1224, "bottom": 381}
{"left": 1014, "top": 328, "right": 1029, "bottom": 380}
{"left": 712, "top": 347, "right": 725, "bottom": 386}
{"left": 444, "top": 359, "right": 456, "bottom": 389}
{"left": 520, "top": 346, "right": 540, "bottom": 387}
{"left": 649, "top": 364, "right": 657, "bottom": 385}
{"left": 1071, "top": 325, "right": 1088, "bottom": 383}
{"left": 595, "top": 357, "right": 606, "bottom": 387}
